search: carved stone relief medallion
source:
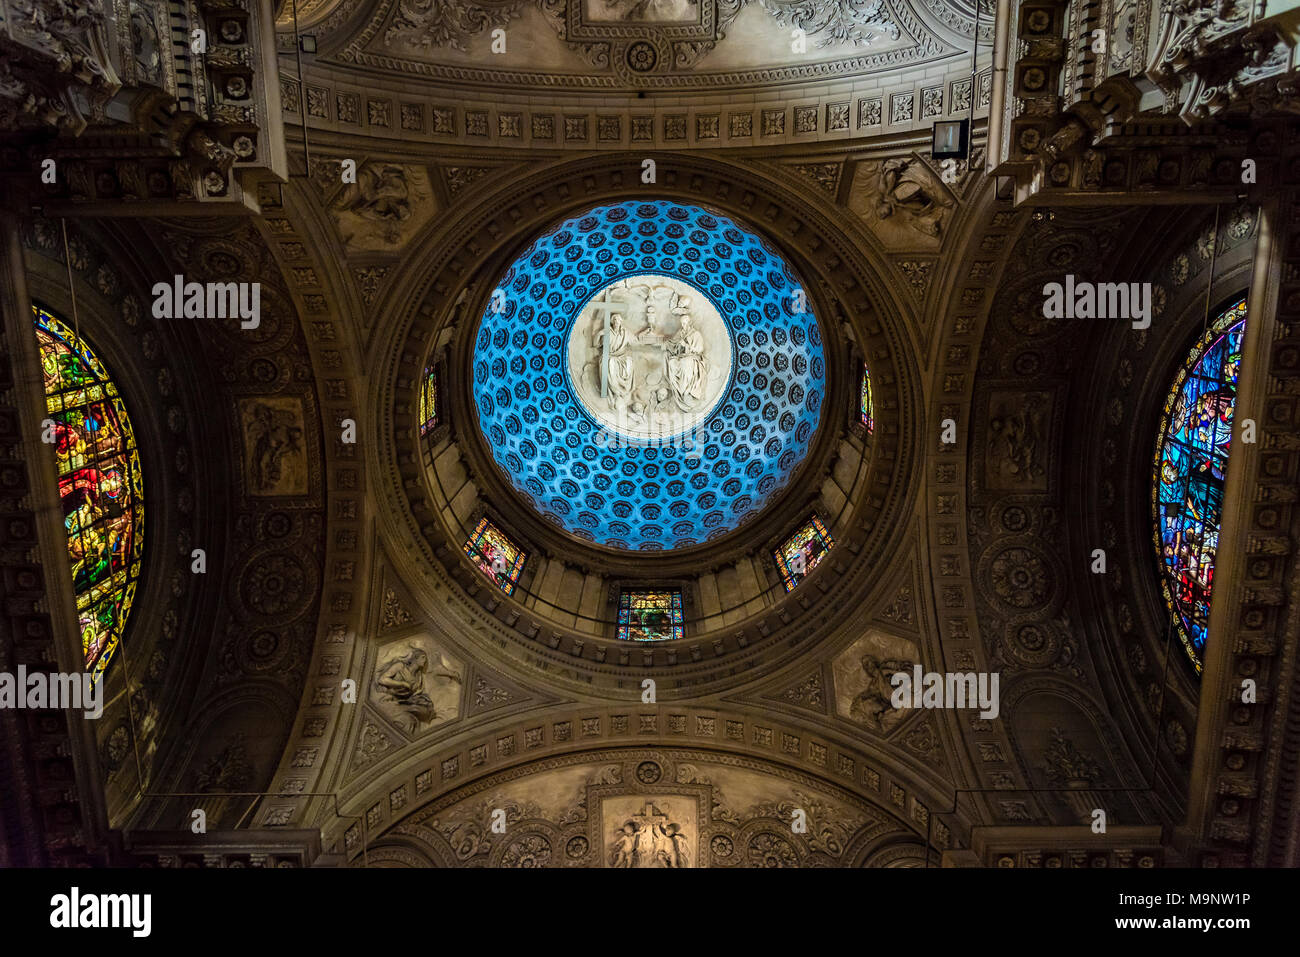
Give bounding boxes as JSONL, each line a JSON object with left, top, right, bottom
{"left": 566, "top": 275, "right": 732, "bottom": 441}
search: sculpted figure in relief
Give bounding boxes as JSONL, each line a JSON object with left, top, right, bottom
{"left": 607, "top": 802, "right": 690, "bottom": 867}
{"left": 666, "top": 306, "right": 709, "bottom": 411}
{"left": 849, "top": 655, "right": 915, "bottom": 732}
{"left": 574, "top": 277, "right": 726, "bottom": 437}
{"left": 875, "top": 157, "right": 954, "bottom": 238}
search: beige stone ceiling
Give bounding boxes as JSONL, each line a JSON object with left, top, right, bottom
{"left": 341, "top": 0, "right": 922, "bottom": 83}
{"left": 275, "top": 0, "right": 988, "bottom": 123}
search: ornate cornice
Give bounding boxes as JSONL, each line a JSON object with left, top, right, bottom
{"left": 986, "top": 0, "right": 1295, "bottom": 203}
{"left": 3, "top": 0, "right": 288, "bottom": 214}
{"left": 0, "top": 0, "right": 121, "bottom": 135}
{"left": 326, "top": 0, "right": 951, "bottom": 89}
{"left": 1148, "top": 0, "right": 1300, "bottom": 123}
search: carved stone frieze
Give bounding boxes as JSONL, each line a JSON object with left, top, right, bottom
{"left": 334, "top": 0, "right": 947, "bottom": 89}
{"left": 354, "top": 747, "right": 931, "bottom": 866}
{"left": 377, "top": 0, "right": 905, "bottom": 73}
{"left": 915, "top": 0, "right": 992, "bottom": 40}
{"left": 757, "top": 0, "right": 900, "bottom": 47}
{"left": 384, "top": 0, "right": 523, "bottom": 51}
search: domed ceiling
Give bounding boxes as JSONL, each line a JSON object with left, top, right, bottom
{"left": 470, "top": 200, "right": 826, "bottom": 550}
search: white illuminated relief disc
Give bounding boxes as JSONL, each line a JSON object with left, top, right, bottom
{"left": 567, "top": 275, "right": 732, "bottom": 440}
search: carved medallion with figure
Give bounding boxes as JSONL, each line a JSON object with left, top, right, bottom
{"left": 567, "top": 275, "right": 731, "bottom": 440}
{"left": 848, "top": 156, "right": 957, "bottom": 250}
{"left": 315, "top": 160, "right": 438, "bottom": 251}
{"left": 832, "top": 630, "right": 921, "bottom": 734}
{"left": 370, "top": 635, "right": 464, "bottom": 735}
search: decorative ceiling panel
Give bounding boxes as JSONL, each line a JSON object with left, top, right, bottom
{"left": 327, "top": 0, "right": 954, "bottom": 90}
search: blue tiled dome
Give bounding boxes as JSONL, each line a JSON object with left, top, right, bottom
{"left": 472, "top": 200, "right": 825, "bottom": 551}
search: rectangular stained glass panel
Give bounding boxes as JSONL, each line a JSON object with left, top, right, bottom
{"left": 420, "top": 365, "right": 438, "bottom": 436}
{"left": 775, "top": 515, "right": 834, "bottom": 592}
{"left": 861, "top": 365, "right": 874, "bottom": 434}
{"left": 464, "top": 517, "right": 526, "bottom": 595}
{"left": 617, "top": 589, "right": 684, "bottom": 641}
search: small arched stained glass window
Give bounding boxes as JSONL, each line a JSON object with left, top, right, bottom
{"left": 775, "top": 515, "right": 833, "bottom": 592}
{"left": 33, "top": 305, "right": 145, "bottom": 681}
{"left": 1152, "top": 296, "right": 1247, "bottom": 673}
{"left": 419, "top": 365, "right": 438, "bottom": 436}
{"left": 617, "top": 589, "right": 684, "bottom": 641}
{"left": 861, "top": 364, "right": 874, "bottom": 434}
{"left": 464, "top": 516, "right": 526, "bottom": 595}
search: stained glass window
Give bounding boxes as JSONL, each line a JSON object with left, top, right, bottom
{"left": 861, "top": 365, "right": 874, "bottom": 434}
{"left": 33, "top": 305, "right": 145, "bottom": 681}
{"left": 775, "top": 515, "right": 834, "bottom": 592}
{"left": 419, "top": 365, "right": 438, "bottom": 436}
{"left": 464, "top": 516, "right": 526, "bottom": 595}
{"left": 616, "top": 589, "right": 684, "bottom": 641}
{"left": 1152, "top": 296, "right": 1247, "bottom": 673}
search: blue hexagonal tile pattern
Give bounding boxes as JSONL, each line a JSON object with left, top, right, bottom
{"left": 471, "top": 200, "right": 825, "bottom": 550}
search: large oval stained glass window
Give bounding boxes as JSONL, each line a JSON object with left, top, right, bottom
{"left": 1152, "top": 297, "right": 1246, "bottom": 673}
{"left": 33, "top": 306, "right": 145, "bottom": 681}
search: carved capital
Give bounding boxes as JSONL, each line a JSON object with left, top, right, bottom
{"left": 1149, "top": 0, "right": 1300, "bottom": 122}
{"left": 0, "top": 0, "right": 122, "bottom": 133}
